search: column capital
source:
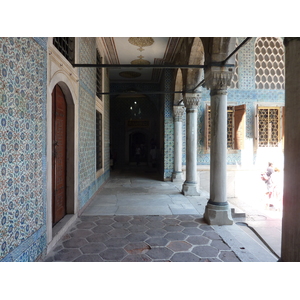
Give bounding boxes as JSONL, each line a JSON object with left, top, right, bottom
{"left": 173, "top": 106, "right": 185, "bottom": 122}
{"left": 204, "top": 66, "right": 233, "bottom": 90}
{"left": 183, "top": 92, "right": 201, "bottom": 109}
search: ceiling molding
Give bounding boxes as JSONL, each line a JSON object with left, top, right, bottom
{"left": 101, "top": 37, "right": 120, "bottom": 65}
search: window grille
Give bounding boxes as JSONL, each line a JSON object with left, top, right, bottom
{"left": 53, "top": 37, "right": 75, "bottom": 64}
{"left": 255, "top": 37, "right": 285, "bottom": 89}
{"left": 258, "top": 107, "right": 280, "bottom": 147}
{"left": 96, "top": 51, "right": 102, "bottom": 99}
{"left": 96, "top": 110, "right": 103, "bottom": 170}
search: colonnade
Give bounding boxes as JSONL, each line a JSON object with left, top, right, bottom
{"left": 172, "top": 39, "right": 300, "bottom": 260}
{"left": 172, "top": 66, "right": 233, "bottom": 225}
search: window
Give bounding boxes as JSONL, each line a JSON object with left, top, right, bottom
{"left": 205, "top": 104, "right": 246, "bottom": 150}
{"left": 53, "top": 37, "right": 75, "bottom": 64}
{"left": 255, "top": 37, "right": 285, "bottom": 89}
{"left": 96, "top": 51, "right": 102, "bottom": 99}
{"left": 96, "top": 110, "right": 103, "bottom": 171}
{"left": 255, "top": 106, "right": 284, "bottom": 148}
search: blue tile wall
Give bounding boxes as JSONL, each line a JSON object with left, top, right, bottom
{"left": 163, "top": 69, "right": 174, "bottom": 179}
{"left": 0, "top": 37, "right": 47, "bottom": 262}
{"left": 77, "top": 38, "right": 110, "bottom": 209}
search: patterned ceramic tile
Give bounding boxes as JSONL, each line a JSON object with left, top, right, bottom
{"left": 0, "top": 37, "right": 47, "bottom": 261}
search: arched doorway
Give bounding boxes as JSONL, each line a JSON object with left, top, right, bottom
{"left": 51, "top": 83, "right": 75, "bottom": 226}
{"left": 52, "top": 85, "right": 67, "bottom": 225}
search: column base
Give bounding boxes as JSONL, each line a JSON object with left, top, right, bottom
{"left": 182, "top": 182, "right": 200, "bottom": 196}
{"left": 204, "top": 202, "right": 233, "bottom": 225}
{"left": 172, "top": 172, "right": 183, "bottom": 182}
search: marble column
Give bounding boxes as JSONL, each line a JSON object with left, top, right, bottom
{"left": 280, "top": 38, "right": 300, "bottom": 261}
{"left": 204, "top": 67, "right": 233, "bottom": 225}
{"left": 172, "top": 105, "right": 185, "bottom": 182}
{"left": 182, "top": 93, "right": 200, "bottom": 196}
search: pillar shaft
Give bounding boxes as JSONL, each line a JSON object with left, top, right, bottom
{"left": 203, "top": 66, "right": 233, "bottom": 225}
{"left": 172, "top": 106, "right": 185, "bottom": 181}
{"left": 209, "top": 89, "right": 227, "bottom": 203}
{"left": 280, "top": 38, "right": 300, "bottom": 261}
{"left": 182, "top": 93, "right": 200, "bottom": 195}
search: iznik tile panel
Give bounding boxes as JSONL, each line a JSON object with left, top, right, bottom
{"left": 0, "top": 37, "right": 47, "bottom": 261}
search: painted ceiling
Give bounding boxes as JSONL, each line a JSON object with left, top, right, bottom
{"left": 100, "top": 37, "right": 180, "bottom": 83}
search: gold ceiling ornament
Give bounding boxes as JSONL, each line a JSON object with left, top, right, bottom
{"left": 131, "top": 58, "right": 151, "bottom": 65}
{"left": 131, "top": 58, "right": 151, "bottom": 70}
{"left": 128, "top": 37, "right": 155, "bottom": 51}
{"left": 119, "top": 71, "right": 142, "bottom": 78}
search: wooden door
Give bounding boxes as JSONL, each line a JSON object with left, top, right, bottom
{"left": 52, "top": 85, "right": 67, "bottom": 226}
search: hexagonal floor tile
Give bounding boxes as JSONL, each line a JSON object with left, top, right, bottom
{"left": 163, "top": 225, "right": 184, "bottom": 232}
{"left": 95, "top": 218, "right": 115, "bottom": 226}
{"left": 76, "top": 222, "right": 97, "bottom": 230}
{"left": 167, "top": 241, "right": 192, "bottom": 252}
{"left": 186, "top": 235, "right": 210, "bottom": 246}
{"left": 146, "top": 247, "right": 173, "bottom": 260}
{"left": 99, "top": 248, "right": 127, "bottom": 261}
{"left": 146, "top": 221, "right": 166, "bottom": 228}
{"left": 128, "top": 225, "right": 148, "bottom": 233}
{"left": 164, "top": 232, "right": 187, "bottom": 241}
{"left": 54, "top": 248, "right": 82, "bottom": 262}
{"left": 103, "top": 237, "right": 129, "bottom": 248}
{"left": 192, "top": 245, "right": 219, "bottom": 258}
{"left": 124, "top": 242, "right": 151, "bottom": 254}
{"left": 180, "top": 221, "right": 199, "bottom": 227}
{"left": 80, "top": 242, "right": 106, "bottom": 254}
{"left": 73, "top": 254, "right": 104, "bottom": 262}
{"left": 145, "top": 237, "right": 169, "bottom": 247}
{"left": 146, "top": 228, "right": 167, "bottom": 237}
{"left": 170, "top": 252, "right": 201, "bottom": 262}
{"left": 182, "top": 227, "right": 204, "bottom": 235}
{"left": 86, "top": 233, "right": 110, "bottom": 243}
{"left": 121, "top": 254, "right": 152, "bottom": 262}
{"left": 63, "top": 238, "right": 88, "bottom": 249}
{"left": 162, "top": 218, "right": 181, "bottom": 225}
{"left": 92, "top": 225, "right": 113, "bottom": 234}
{"left": 69, "top": 229, "right": 93, "bottom": 238}
{"left": 127, "top": 232, "right": 149, "bottom": 242}
{"left": 108, "top": 228, "right": 130, "bottom": 238}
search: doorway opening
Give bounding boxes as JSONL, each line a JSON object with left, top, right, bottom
{"left": 51, "top": 83, "right": 75, "bottom": 227}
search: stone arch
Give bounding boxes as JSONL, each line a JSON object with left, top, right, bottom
{"left": 186, "top": 37, "right": 205, "bottom": 92}
{"left": 202, "top": 37, "right": 237, "bottom": 65}
{"left": 174, "top": 69, "right": 184, "bottom": 105}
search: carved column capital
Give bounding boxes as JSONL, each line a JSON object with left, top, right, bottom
{"left": 183, "top": 92, "right": 201, "bottom": 110}
{"left": 205, "top": 66, "right": 233, "bottom": 90}
{"left": 173, "top": 106, "right": 185, "bottom": 122}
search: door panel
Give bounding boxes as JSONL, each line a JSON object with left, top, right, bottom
{"left": 52, "top": 85, "right": 67, "bottom": 225}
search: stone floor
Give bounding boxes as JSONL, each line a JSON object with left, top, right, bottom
{"left": 44, "top": 214, "right": 240, "bottom": 262}
{"left": 43, "top": 165, "right": 279, "bottom": 262}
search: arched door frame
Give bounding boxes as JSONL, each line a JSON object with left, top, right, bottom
{"left": 47, "top": 72, "right": 78, "bottom": 248}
